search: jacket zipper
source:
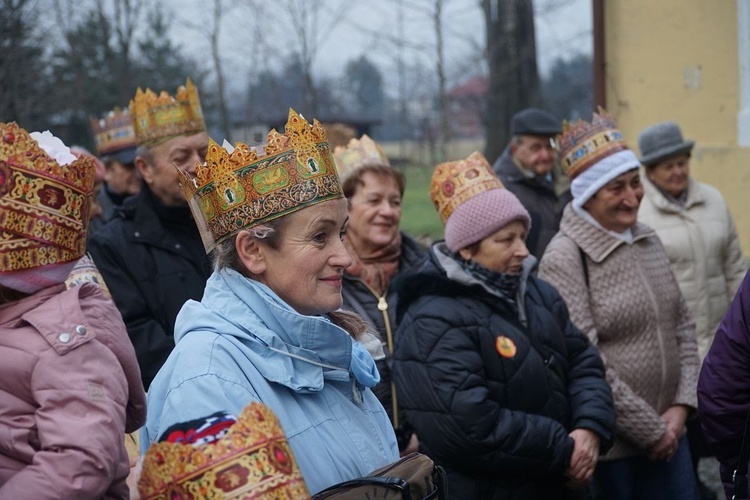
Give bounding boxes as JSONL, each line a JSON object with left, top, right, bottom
{"left": 360, "top": 280, "right": 400, "bottom": 430}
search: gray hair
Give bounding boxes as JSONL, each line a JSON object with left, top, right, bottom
{"left": 135, "top": 144, "right": 153, "bottom": 165}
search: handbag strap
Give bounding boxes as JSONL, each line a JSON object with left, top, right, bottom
{"left": 314, "top": 476, "right": 411, "bottom": 500}
{"left": 735, "top": 409, "right": 750, "bottom": 499}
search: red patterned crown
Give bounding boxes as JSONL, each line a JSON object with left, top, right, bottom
{"left": 179, "top": 109, "right": 343, "bottom": 253}
{"left": 138, "top": 402, "right": 310, "bottom": 499}
{"left": 0, "top": 123, "right": 95, "bottom": 274}
{"left": 130, "top": 79, "right": 206, "bottom": 148}
{"left": 90, "top": 107, "right": 136, "bottom": 156}
{"left": 429, "top": 151, "right": 504, "bottom": 223}
{"left": 556, "top": 111, "right": 629, "bottom": 180}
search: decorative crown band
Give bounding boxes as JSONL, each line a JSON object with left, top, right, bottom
{"left": 138, "top": 402, "right": 310, "bottom": 499}
{"left": 90, "top": 107, "right": 137, "bottom": 156}
{"left": 430, "top": 151, "right": 504, "bottom": 223}
{"left": 130, "top": 79, "right": 206, "bottom": 148}
{"left": 179, "top": 109, "right": 344, "bottom": 253}
{"left": 0, "top": 123, "right": 95, "bottom": 273}
{"left": 557, "top": 111, "right": 629, "bottom": 180}
{"left": 333, "top": 134, "right": 390, "bottom": 185}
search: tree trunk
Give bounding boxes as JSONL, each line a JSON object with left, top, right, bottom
{"left": 211, "top": 0, "right": 231, "bottom": 139}
{"left": 482, "top": 0, "right": 542, "bottom": 164}
{"left": 435, "top": 0, "right": 449, "bottom": 162}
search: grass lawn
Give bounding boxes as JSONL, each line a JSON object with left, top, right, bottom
{"left": 399, "top": 164, "right": 444, "bottom": 244}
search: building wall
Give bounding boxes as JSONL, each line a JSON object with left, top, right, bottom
{"left": 605, "top": 0, "right": 750, "bottom": 253}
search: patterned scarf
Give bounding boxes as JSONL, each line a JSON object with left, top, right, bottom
{"left": 343, "top": 232, "right": 402, "bottom": 295}
{"left": 457, "top": 256, "right": 521, "bottom": 312}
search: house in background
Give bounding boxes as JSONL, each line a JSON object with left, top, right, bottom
{"left": 446, "top": 76, "right": 488, "bottom": 139}
{"left": 599, "top": 0, "right": 750, "bottom": 251}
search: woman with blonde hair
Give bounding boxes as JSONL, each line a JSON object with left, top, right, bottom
{"left": 143, "top": 111, "right": 398, "bottom": 494}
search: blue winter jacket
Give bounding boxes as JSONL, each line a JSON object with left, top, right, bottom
{"left": 143, "top": 269, "right": 399, "bottom": 493}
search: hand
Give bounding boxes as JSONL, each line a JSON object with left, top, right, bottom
{"left": 566, "top": 428, "right": 600, "bottom": 488}
{"left": 647, "top": 424, "right": 679, "bottom": 461}
{"left": 399, "top": 432, "right": 419, "bottom": 458}
{"left": 661, "top": 405, "right": 689, "bottom": 437}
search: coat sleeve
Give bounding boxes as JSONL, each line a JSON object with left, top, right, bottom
{"left": 80, "top": 284, "right": 147, "bottom": 433}
{"left": 0, "top": 338, "right": 130, "bottom": 498}
{"left": 88, "top": 234, "right": 173, "bottom": 389}
{"left": 546, "top": 286, "right": 615, "bottom": 449}
{"left": 539, "top": 239, "right": 666, "bottom": 450}
{"left": 143, "top": 372, "right": 259, "bottom": 450}
{"left": 698, "top": 273, "right": 750, "bottom": 470}
{"left": 393, "top": 308, "right": 574, "bottom": 479}
{"left": 721, "top": 208, "right": 747, "bottom": 302}
{"left": 671, "top": 287, "right": 699, "bottom": 410}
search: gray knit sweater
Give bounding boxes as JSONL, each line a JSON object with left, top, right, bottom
{"left": 539, "top": 205, "right": 699, "bottom": 460}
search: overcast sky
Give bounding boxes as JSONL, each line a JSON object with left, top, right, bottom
{"left": 168, "top": 0, "right": 592, "bottom": 96}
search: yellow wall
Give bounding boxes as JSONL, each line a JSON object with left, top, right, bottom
{"left": 605, "top": 1, "right": 750, "bottom": 253}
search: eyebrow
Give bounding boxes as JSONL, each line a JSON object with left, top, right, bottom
{"left": 311, "top": 216, "right": 349, "bottom": 228}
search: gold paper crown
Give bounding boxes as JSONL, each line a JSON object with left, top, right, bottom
{"left": 0, "top": 123, "right": 95, "bottom": 274}
{"left": 430, "top": 151, "right": 504, "bottom": 224}
{"left": 333, "top": 134, "right": 390, "bottom": 185}
{"left": 130, "top": 79, "right": 206, "bottom": 148}
{"left": 179, "top": 109, "right": 343, "bottom": 253}
{"left": 138, "top": 402, "right": 310, "bottom": 499}
{"left": 90, "top": 107, "right": 137, "bottom": 156}
{"left": 557, "top": 110, "right": 629, "bottom": 180}
{"left": 322, "top": 123, "right": 357, "bottom": 149}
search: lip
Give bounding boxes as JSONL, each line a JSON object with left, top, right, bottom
{"left": 320, "top": 276, "right": 343, "bottom": 287}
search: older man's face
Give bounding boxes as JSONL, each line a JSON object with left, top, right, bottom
{"left": 137, "top": 132, "right": 209, "bottom": 207}
{"left": 511, "top": 135, "right": 556, "bottom": 176}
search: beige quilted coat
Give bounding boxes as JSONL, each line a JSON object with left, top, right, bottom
{"left": 539, "top": 205, "right": 699, "bottom": 460}
{"left": 639, "top": 175, "right": 746, "bottom": 360}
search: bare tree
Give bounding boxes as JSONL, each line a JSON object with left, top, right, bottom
{"left": 1, "top": 0, "right": 51, "bottom": 128}
{"left": 482, "top": 0, "right": 542, "bottom": 164}
{"left": 434, "top": 0, "right": 449, "bottom": 161}
{"left": 209, "top": 0, "right": 231, "bottom": 138}
{"left": 278, "top": 0, "right": 350, "bottom": 115}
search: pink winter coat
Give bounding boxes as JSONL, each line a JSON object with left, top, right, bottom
{"left": 0, "top": 283, "right": 146, "bottom": 499}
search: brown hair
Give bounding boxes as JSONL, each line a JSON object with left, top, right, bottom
{"left": 342, "top": 165, "right": 405, "bottom": 198}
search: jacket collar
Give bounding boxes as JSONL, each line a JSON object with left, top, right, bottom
{"left": 122, "top": 186, "right": 201, "bottom": 255}
{"left": 642, "top": 173, "right": 705, "bottom": 212}
{"left": 559, "top": 204, "right": 654, "bottom": 263}
{"left": 175, "top": 269, "right": 379, "bottom": 392}
{"left": 0, "top": 284, "right": 95, "bottom": 355}
{"left": 495, "top": 144, "right": 570, "bottom": 196}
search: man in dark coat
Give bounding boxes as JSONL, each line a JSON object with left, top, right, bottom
{"left": 88, "top": 80, "right": 211, "bottom": 389}
{"left": 88, "top": 108, "right": 141, "bottom": 237}
{"left": 492, "top": 108, "right": 571, "bottom": 258}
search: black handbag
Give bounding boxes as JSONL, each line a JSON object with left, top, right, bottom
{"left": 312, "top": 452, "right": 448, "bottom": 500}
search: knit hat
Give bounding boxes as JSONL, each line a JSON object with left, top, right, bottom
{"left": 637, "top": 121, "right": 695, "bottom": 167}
{"left": 430, "top": 151, "right": 530, "bottom": 253}
{"left": 557, "top": 111, "right": 641, "bottom": 209}
{"left": 511, "top": 108, "right": 562, "bottom": 136}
